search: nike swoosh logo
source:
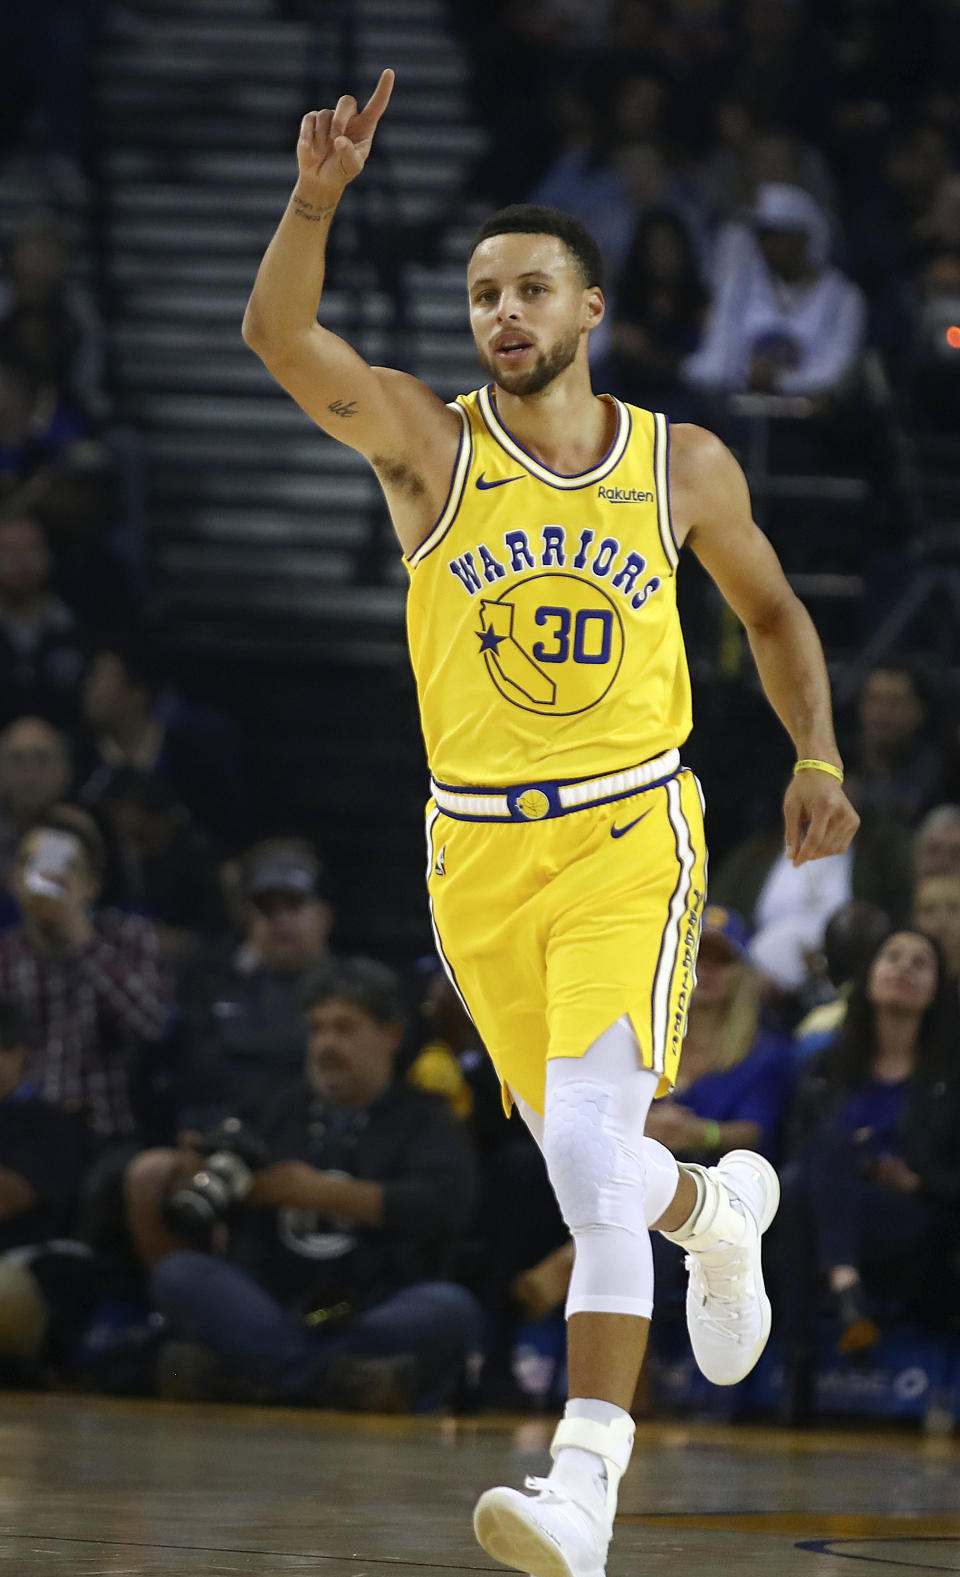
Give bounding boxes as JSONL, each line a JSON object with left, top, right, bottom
{"left": 610, "top": 808, "right": 653, "bottom": 839}
{"left": 476, "top": 472, "right": 524, "bottom": 490}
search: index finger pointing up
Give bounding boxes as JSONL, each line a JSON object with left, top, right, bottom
{"left": 357, "top": 68, "right": 395, "bottom": 134}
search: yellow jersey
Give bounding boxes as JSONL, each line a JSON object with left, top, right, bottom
{"left": 405, "top": 386, "right": 692, "bottom": 787}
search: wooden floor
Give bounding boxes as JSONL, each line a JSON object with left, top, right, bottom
{"left": 0, "top": 1394, "right": 957, "bottom": 1576}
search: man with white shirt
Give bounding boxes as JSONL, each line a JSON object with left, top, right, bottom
{"left": 683, "top": 183, "right": 866, "bottom": 398}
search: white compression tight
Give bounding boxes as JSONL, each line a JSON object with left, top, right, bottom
{"left": 514, "top": 1017, "right": 681, "bottom": 1319}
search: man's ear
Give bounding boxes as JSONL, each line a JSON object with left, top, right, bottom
{"left": 584, "top": 286, "right": 605, "bottom": 331}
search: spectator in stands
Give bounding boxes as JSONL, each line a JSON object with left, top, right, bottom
{"left": 39, "top": 450, "right": 145, "bottom": 633}
{"left": 682, "top": 183, "right": 866, "bottom": 399}
{"left": 0, "top": 358, "right": 90, "bottom": 504}
{"left": 0, "top": 716, "right": 72, "bottom": 890}
{"left": 793, "top": 900, "right": 892, "bottom": 1059}
{"left": 606, "top": 208, "right": 708, "bottom": 404}
{"left": 124, "top": 837, "right": 333, "bottom": 1260}
{"left": 78, "top": 640, "right": 250, "bottom": 858}
{"left": 851, "top": 124, "right": 955, "bottom": 298}
{"left": 904, "top": 249, "right": 960, "bottom": 432}
{"left": 844, "top": 660, "right": 944, "bottom": 827}
{"left": 914, "top": 805, "right": 960, "bottom": 883}
{"left": 0, "top": 805, "right": 167, "bottom": 1150}
{"left": 143, "top": 958, "right": 480, "bottom": 1410}
{"left": 0, "top": 215, "right": 106, "bottom": 421}
{"left": 0, "top": 512, "right": 87, "bottom": 733}
{"left": 778, "top": 928, "right": 960, "bottom": 1425}
{"left": 0, "top": 1001, "right": 94, "bottom": 1383}
{"left": 97, "top": 770, "right": 224, "bottom": 960}
{"left": 709, "top": 806, "right": 912, "bottom": 995}
{"left": 913, "top": 873, "right": 960, "bottom": 986}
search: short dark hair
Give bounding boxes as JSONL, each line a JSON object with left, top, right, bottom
{"left": 26, "top": 803, "right": 106, "bottom": 879}
{"left": 301, "top": 956, "right": 405, "bottom": 1026}
{"left": 470, "top": 204, "right": 605, "bottom": 291}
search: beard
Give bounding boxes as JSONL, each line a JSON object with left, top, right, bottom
{"left": 477, "top": 324, "right": 581, "bottom": 397}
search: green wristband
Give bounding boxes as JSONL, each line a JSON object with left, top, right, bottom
{"left": 702, "top": 1119, "right": 722, "bottom": 1150}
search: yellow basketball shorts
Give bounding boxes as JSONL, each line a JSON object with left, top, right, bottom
{"left": 425, "top": 767, "right": 707, "bottom": 1116}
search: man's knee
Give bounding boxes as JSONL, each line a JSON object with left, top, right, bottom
{"left": 149, "top": 1249, "right": 214, "bottom": 1315}
{"left": 543, "top": 1079, "right": 624, "bottom": 1231}
{"left": 414, "top": 1282, "right": 482, "bottom": 1345}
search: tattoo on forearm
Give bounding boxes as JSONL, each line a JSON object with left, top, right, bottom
{"left": 328, "top": 399, "right": 358, "bottom": 418}
{"left": 292, "top": 197, "right": 334, "bottom": 222}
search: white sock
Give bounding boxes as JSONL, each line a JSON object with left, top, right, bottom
{"left": 548, "top": 1398, "right": 632, "bottom": 1510}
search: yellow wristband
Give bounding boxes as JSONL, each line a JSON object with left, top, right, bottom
{"left": 702, "top": 1119, "right": 722, "bottom": 1150}
{"left": 794, "top": 758, "right": 844, "bottom": 784}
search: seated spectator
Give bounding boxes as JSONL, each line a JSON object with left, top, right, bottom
{"left": 844, "top": 660, "right": 944, "bottom": 827}
{"left": 695, "top": 101, "right": 837, "bottom": 236}
{"left": 606, "top": 208, "right": 708, "bottom": 403}
{"left": 709, "top": 805, "right": 912, "bottom": 995}
{"left": 0, "top": 716, "right": 72, "bottom": 890}
{"left": 136, "top": 958, "right": 480, "bottom": 1410}
{"left": 0, "top": 512, "right": 87, "bottom": 732}
{"left": 78, "top": 640, "right": 250, "bottom": 858}
{"left": 97, "top": 770, "right": 224, "bottom": 961}
{"left": 168, "top": 837, "right": 333, "bottom": 1138}
{"left": 793, "top": 900, "right": 891, "bottom": 1059}
{"left": 913, "top": 873, "right": 960, "bottom": 987}
{"left": 0, "top": 215, "right": 107, "bottom": 422}
{"left": 778, "top": 928, "right": 960, "bottom": 1424}
{"left": 0, "top": 1001, "right": 93, "bottom": 1382}
{"left": 0, "top": 358, "right": 89, "bottom": 504}
{"left": 682, "top": 183, "right": 866, "bottom": 398}
{"left": 0, "top": 805, "right": 168, "bottom": 1150}
{"left": 913, "top": 805, "right": 960, "bottom": 883}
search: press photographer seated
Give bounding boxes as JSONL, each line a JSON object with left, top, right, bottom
{"left": 126, "top": 957, "right": 479, "bottom": 1411}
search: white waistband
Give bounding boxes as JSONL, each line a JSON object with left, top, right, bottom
{"left": 431, "top": 748, "right": 680, "bottom": 820}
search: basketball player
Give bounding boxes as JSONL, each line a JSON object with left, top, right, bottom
{"left": 243, "top": 69, "right": 859, "bottom": 1577}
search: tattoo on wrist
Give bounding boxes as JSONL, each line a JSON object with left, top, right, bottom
{"left": 328, "top": 398, "right": 358, "bottom": 418}
{"left": 292, "top": 196, "right": 334, "bottom": 222}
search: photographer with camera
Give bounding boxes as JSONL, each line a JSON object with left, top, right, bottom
{"left": 144, "top": 957, "right": 480, "bottom": 1411}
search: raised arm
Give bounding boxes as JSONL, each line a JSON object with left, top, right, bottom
{"left": 670, "top": 423, "right": 860, "bottom": 866}
{"left": 242, "top": 70, "right": 461, "bottom": 550}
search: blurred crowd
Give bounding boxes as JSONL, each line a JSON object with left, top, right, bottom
{"left": 0, "top": 0, "right": 957, "bottom": 1425}
{"left": 454, "top": 0, "right": 960, "bottom": 441}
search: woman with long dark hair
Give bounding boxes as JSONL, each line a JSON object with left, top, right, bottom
{"left": 778, "top": 927, "right": 960, "bottom": 1423}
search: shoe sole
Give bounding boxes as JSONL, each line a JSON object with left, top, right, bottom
{"left": 473, "top": 1489, "right": 603, "bottom": 1577}
{"left": 708, "top": 1150, "right": 781, "bottom": 1386}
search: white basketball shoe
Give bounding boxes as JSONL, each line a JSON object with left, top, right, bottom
{"left": 663, "top": 1148, "right": 780, "bottom": 1386}
{"left": 473, "top": 1412, "right": 634, "bottom": 1577}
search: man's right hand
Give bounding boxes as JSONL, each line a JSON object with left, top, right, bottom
{"left": 295, "top": 68, "right": 395, "bottom": 209}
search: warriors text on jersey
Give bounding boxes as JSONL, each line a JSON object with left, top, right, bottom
{"left": 405, "top": 386, "right": 693, "bottom": 787}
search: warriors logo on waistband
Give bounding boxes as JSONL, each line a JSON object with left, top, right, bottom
{"left": 447, "top": 523, "right": 663, "bottom": 717}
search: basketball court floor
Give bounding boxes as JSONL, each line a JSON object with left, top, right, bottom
{"left": 0, "top": 1394, "right": 956, "bottom": 1576}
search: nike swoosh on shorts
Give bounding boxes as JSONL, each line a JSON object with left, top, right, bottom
{"left": 610, "top": 808, "right": 653, "bottom": 839}
{"left": 476, "top": 472, "right": 524, "bottom": 490}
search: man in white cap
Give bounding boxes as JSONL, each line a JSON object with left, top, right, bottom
{"left": 684, "top": 182, "right": 866, "bottom": 397}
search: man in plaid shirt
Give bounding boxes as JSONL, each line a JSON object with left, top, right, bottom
{"left": 0, "top": 805, "right": 169, "bottom": 1146}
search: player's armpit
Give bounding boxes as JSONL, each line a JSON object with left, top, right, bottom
{"left": 670, "top": 423, "right": 799, "bottom": 633}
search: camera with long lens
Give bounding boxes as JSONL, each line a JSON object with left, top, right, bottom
{"left": 163, "top": 1118, "right": 270, "bottom": 1244}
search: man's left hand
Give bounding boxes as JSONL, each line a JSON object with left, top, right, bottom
{"left": 784, "top": 770, "right": 860, "bottom": 866}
